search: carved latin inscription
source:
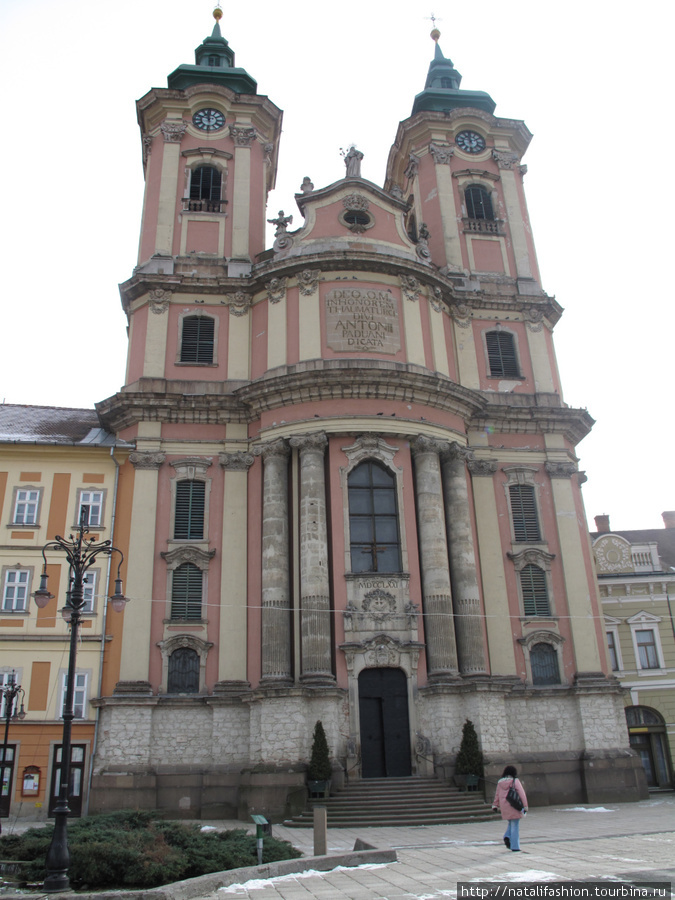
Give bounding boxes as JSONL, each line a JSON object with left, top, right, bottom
{"left": 325, "top": 288, "right": 400, "bottom": 353}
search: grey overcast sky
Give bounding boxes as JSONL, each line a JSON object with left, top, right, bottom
{"left": 0, "top": 0, "right": 672, "bottom": 531}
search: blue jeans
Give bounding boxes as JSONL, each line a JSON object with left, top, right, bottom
{"left": 504, "top": 818, "right": 521, "bottom": 851}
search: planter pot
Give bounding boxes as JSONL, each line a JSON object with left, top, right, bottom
{"left": 307, "top": 779, "right": 331, "bottom": 799}
{"left": 454, "top": 774, "right": 480, "bottom": 792}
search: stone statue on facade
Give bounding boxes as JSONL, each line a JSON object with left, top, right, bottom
{"left": 267, "top": 210, "right": 293, "bottom": 236}
{"left": 343, "top": 145, "right": 364, "bottom": 178}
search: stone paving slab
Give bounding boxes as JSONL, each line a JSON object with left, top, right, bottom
{"left": 2, "top": 796, "right": 673, "bottom": 899}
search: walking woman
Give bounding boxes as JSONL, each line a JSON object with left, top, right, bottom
{"left": 492, "top": 765, "right": 528, "bottom": 851}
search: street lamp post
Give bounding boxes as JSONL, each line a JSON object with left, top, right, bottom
{"left": 32, "top": 506, "right": 127, "bottom": 893}
{"left": 0, "top": 671, "right": 25, "bottom": 835}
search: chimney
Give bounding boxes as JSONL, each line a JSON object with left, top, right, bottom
{"left": 594, "top": 514, "right": 610, "bottom": 534}
{"left": 662, "top": 511, "right": 675, "bottom": 530}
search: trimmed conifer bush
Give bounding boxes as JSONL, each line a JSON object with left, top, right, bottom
{"left": 454, "top": 718, "right": 484, "bottom": 777}
{"left": 0, "top": 810, "right": 300, "bottom": 889}
{"left": 307, "top": 719, "right": 332, "bottom": 782}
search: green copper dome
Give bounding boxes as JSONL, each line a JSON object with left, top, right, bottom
{"left": 167, "top": 19, "right": 257, "bottom": 94}
{"left": 412, "top": 39, "right": 495, "bottom": 116}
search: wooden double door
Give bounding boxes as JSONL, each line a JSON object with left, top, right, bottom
{"left": 358, "top": 668, "right": 411, "bottom": 778}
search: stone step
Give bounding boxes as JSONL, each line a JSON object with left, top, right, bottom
{"left": 284, "top": 776, "right": 494, "bottom": 828}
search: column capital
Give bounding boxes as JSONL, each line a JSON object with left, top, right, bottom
{"left": 160, "top": 120, "right": 187, "bottom": 143}
{"left": 429, "top": 142, "right": 454, "bottom": 165}
{"left": 410, "top": 435, "right": 445, "bottom": 457}
{"left": 129, "top": 451, "right": 165, "bottom": 470}
{"left": 149, "top": 289, "right": 172, "bottom": 314}
{"left": 492, "top": 149, "right": 520, "bottom": 169}
{"left": 229, "top": 124, "right": 257, "bottom": 147}
{"left": 255, "top": 438, "right": 289, "bottom": 461}
{"left": 545, "top": 461, "right": 578, "bottom": 479}
{"left": 441, "top": 441, "right": 473, "bottom": 464}
{"left": 289, "top": 432, "right": 327, "bottom": 453}
{"left": 297, "top": 269, "right": 320, "bottom": 296}
{"left": 467, "top": 458, "right": 498, "bottom": 477}
{"left": 219, "top": 451, "right": 255, "bottom": 471}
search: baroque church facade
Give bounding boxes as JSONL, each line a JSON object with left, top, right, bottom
{"left": 1, "top": 12, "right": 647, "bottom": 823}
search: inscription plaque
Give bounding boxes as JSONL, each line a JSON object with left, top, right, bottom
{"left": 325, "top": 288, "right": 400, "bottom": 353}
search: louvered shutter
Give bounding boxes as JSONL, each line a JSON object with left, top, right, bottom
{"left": 520, "top": 564, "right": 550, "bottom": 616}
{"left": 180, "top": 316, "right": 214, "bottom": 363}
{"left": 171, "top": 563, "right": 203, "bottom": 620}
{"left": 465, "top": 185, "right": 494, "bottom": 221}
{"left": 509, "top": 485, "right": 541, "bottom": 541}
{"left": 486, "top": 331, "right": 519, "bottom": 377}
{"left": 174, "top": 480, "right": 205, "bottom": 540}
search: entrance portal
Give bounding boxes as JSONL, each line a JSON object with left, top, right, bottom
{"left": 358, "top": 667, "right": 411, "bottom": 778}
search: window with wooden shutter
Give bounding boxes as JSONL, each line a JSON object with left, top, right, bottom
{"left": 190, "top": 166, "right": 221, "bottom": 202}
{"left": 180, "top": 316, "right": 214, "bottom": 364}
{"left": 530, "top": 643, "right": 560, "bottom": 685}
{"left": 509, "top": 484, "right": 541, "bottom": 542}
{"left": 520, "top": 564, "right": 550, "bottom": 616}
{"left": 170, "top": 563, "right": 203, "bottom": 620}
{"left": 486, "top": 331, "right": 519, "bottom": 378}
{"left": 174, "top": 480, "right": 205, "bottom": 540}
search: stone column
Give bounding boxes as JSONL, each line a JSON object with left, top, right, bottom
{"left": 156, "top": 120, "right": 186, "bottom": 255}
{"left": 440, "top": 443, "right": 488, "bottom": 675}
{"left": 290, "top": 432, "right": 334, "bottom": 685}
{"left": 116, "top": 450, "right": 164, "bottom": 693}
{"left": 230, "top": 124, "right": 256, "bottom": 261}
{"left": 411, "top": 436, "right": 459, "bottom": 680}
{"left": 493, "top": 150, "right": 532, "bottom": 279}
{"left": 259, "top": 439, "right": 292, "bottom": 685}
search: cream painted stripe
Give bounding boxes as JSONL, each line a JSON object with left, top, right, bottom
{"left": 298, "top": 293, "right": 322, "bottom": 361}
{"left": 402, "top": 296, "right": 426, "bottom": 367}
{"left": 219, "top": 468, "right": 249, "bottom": 682}
{"left": 501, "top": 168, "right": 532, "bottom": 279}
{"left": 549, "top": 477, "right": 603, "bottom": 672}
{"left": 454, "top": 322, "right": 481, "bottom": 390}
{"left": 155, "top": 141, "right": 181, "bottom": 256}
{"left": 119, "top": 466, "right": 160, "bottom": 681}
{"left": 267, "top": 297, "right": 287, "bottom": 369}
{"left": 231, "top": 143, "right": 251, "bottom": 259}
{"left": 434, "top": 163, "right": 463, "bottom": 271}
{"left": 472, "top": 474, "right": 517, "bottom": 675}
{"left": 142, "top": 306, "right": 170, "bottom": 378}
{"left": 429, "top": 305, "right": 450, "bottom": 376}
{"left": 526, "top": 327, "right": 555, "bottom": 393}
{"left": 227, "top": 312, "right": 250, "bottom": 380}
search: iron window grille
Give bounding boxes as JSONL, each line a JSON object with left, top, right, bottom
{"left": 167, "top": 647, "right": 200, "bottom": 693}
{"left": 530, "top": 642, "right": 560, "bottom": 685}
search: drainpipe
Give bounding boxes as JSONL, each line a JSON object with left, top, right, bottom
{"left": 85, "top": 446, "right": 121, "bottom": 815}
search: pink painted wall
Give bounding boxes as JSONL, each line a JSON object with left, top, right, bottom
{"left": 185, "top": 220, "right": 220, "bottom": 255}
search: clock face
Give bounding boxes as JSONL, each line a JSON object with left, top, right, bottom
{"left": 192, "top": 108, "right": 225, "bottom": 132}
{"left": 456, "top": 130, "right": 486, "bottom": 154}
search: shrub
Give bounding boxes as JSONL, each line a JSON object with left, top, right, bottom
{"left": 454, "top": 719, "right": 484, "bottom": 777}
{"left": 0, "top": 811, "right": 300, "bottom": 890}
{"left": 307, "top": 719, "right": 331, "bottom": 781}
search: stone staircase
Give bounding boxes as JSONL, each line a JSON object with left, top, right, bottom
{"left": 284, "top": 776, "right": 495, "bottom": 828}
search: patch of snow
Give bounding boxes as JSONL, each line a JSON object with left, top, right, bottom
{"left": 500, "top": 870, "right": 561, "bottom": 882}
{"left": 559, "top": 807, "right": 615, "bottom": 813}
{"left": 219, "top": 863, "right": 389, "bottom": 893}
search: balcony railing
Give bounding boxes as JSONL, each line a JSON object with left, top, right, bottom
{"left": 462, "top": 217, "right": 502, "bottom": 234}
{"left": 182, "top": 198, "right": 227, "bottom": 213}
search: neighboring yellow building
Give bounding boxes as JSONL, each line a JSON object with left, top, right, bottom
{"left": 594, "top": 513, "right": 675, "bottom": 790}
{"left": 0, "top": 405, "right": 131, "bottom": 822}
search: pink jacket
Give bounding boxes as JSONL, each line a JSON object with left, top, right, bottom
{"left": 492, "top": 776, "right": 528, "bottom": 820}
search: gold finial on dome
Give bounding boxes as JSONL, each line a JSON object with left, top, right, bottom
{"left": 213, "top": 5, "right": 223, "bottom": 21}
{"left": 431, "top": 27, "right": 441, "bottom": 42}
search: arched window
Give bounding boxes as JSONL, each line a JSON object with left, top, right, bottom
{"left": 171, "top": 563, "right": 203, "bottom": 620}
{"left": 167, "top": 647, "right": 200, "bottom": 693}
{"left": 174, "top": 480, "right": 205, "bottom": 540}
{"left": 189, "top": 166, "right": 222, "bottom": 211}
{"left": 485, "top": 330, "right": 519, "bottom": 378}
{"left": 530, "top": 643, "right": 560, "bottom": 685}
{"left": 520, "top": 564, "right": 550, "bottom": 616}
{"left": 348, "top": 462, "right": 401, "bottom": 574}
{"left": 465, "top": 185, "right": 494, "bottom": 221}
{"left": 180, "top": 315, "right": 214, "bottom": 364}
